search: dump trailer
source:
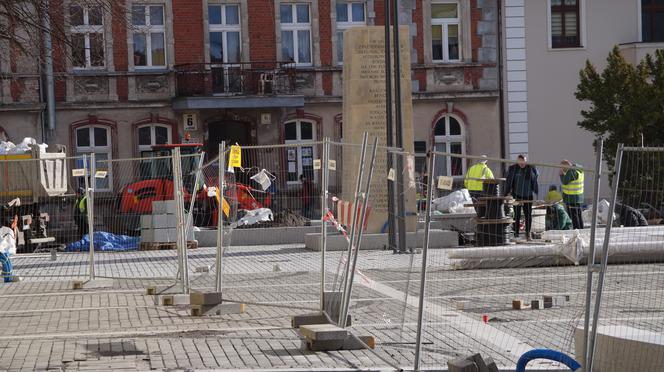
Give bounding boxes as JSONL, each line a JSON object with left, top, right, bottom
{"left": 0, "top": 144, "right": 68, "bottom": 253}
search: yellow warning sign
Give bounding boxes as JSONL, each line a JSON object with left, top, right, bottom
{"left": 229, "top": 145, "right": 242, "bottom": 168}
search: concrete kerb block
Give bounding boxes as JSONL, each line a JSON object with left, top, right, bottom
{"left": 299, "top": 324, "right": 375, "bottom": 352}
{"left": 71, "top": 279, "right": 114, "bottom": 290}
{"left": 299, "top": 324, "right": 348, "bottom": 341}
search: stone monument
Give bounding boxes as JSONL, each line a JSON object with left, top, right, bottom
{"left": 341, "top": 26, "right": 417, "bottom": 233}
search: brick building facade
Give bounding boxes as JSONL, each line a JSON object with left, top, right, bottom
{"left": 0, "top": 0, "right": 501, "bottom": 191}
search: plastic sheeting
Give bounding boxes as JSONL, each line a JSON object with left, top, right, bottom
{"left": 65, "top": 231, "right": 139, "bottom": 252}
{"left": 432, "top": 189, "right": 476, "bottom": 214}
{"left": 0, "top": 137, "right": 48, "bottom": 155}
{"left": 449, "top": 225, "right": 664, "bottom": 269}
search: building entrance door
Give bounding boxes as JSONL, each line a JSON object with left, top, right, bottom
{"left": 207, "top": 121, "right": 250, "bottom": 159}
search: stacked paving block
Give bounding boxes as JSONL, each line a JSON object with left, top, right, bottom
{"left": 140, "top": 200, "right": 195, "bottom": 250}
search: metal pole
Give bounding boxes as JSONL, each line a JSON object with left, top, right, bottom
{"left": 338, "top": 133, "right": 369, "bottom": 316}
{"left": 587, "top": 143, "right": 624, "bottom": 372}
{"left": 82, "top": 155, "right": 95, "bottom": 280}
{"left": 339, "top": 137, "right": 379, "bottom": 328}
{"left": 185, "top": 152, "right": 206, "bottom": 233}
{"left": 413, "top": 151, "right": 436, "bottom": 370}
{"left": 173, "top": 148, "right": 190, "bottom": 294}
{"left": 42, "top": 0, "right": 56, "bottom": 132}
{"left": 215, "top": 142, "right": 226, "bottom": 292}
{"left": 384, "top": 0, "right": 397, "bottom": 254}
{"left": 320, "top": 138, "right": 330, "bottom": 312}
{"left": 583, "top": 138, "right": 603, "bottom": 370}
{"left": 392, "top": 0, "right": 408, "bottom": 253}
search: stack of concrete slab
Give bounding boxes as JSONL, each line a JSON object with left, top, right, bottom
{"left": 140, "top": 200, "right": 194, "bottom": 249}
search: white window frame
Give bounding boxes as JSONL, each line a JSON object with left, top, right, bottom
{"left": 70, "top": 4, "right": 105, "bottom": 69}
{"left": 546, "top": 0, "right": 587, "bottom": 51}
{"left": 75, "top": 125, "right": 113, "bottom": 192}
{"left": 335, "top": 2, "right": 366, "bottom": 64}
{"left": 132, "top": 4, "right": 167, "bottom": 68}
{"left": 137, "top": 124, "right": 172, "bottom": 152}
{"left": 208, "top": 4, "right": 242, "bottom": 64}
{"left": 280, "top": 3, "right": 313, "bottom": 66}
{"left": 431, "top": 0, "right": 461, "bottom": 62}
{"left": 284, "top": 119, "right": 317, "bottom": 184}
{"left": 433, "top": 114, "right": 466, "bottom": 177}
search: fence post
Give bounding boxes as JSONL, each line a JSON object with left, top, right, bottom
{"left": 320, "top": 137, "right": 330, "bottom": 312}
{"left": 338, "top": 133, "right": 368, "bottom": 324}
{"left": 185, "top": 151, "right": 206, "bottom": 233}
{"left": 587, "top": 143, "right": 624, "bottom": 372}
{"left": 413, "top": 150, "right": 436, "bottom": 371}
{"left": 583, "top": 137, "right": 603, "bottom": 370}
{"left": 172, "top": 147, "right": 190, "bottom": 294}
{"left": 86, "top": 153, "right": 96, "bottom": 280}
{"left": 215, "top": 141, "right": 226, "bottom": 293}
{"left": 339, "top": 136, "right": 377, "bottom": 328}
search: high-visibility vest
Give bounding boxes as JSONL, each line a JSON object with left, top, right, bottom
{"left": 78, "top": 195, "right": 87, "bottom": 214}
{"left": 464, "top": 163, "right": 493, "bottom": 191}
{"left": 562, "top": 170, "right": 584, "bottom": 195}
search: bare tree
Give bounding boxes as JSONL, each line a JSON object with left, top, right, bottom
{"left": 0, "top": 0, "right": 128, "bottom": 69}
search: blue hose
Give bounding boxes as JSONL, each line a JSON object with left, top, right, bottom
{"left": 516, "top": 349, "right": 581, "bottom": 372}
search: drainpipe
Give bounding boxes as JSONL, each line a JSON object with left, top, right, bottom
{"left": 497, "top": 0, "right": 507, "bottom": 161}
{"left": 43, "top": 0, "right": 56, "bottom": 134}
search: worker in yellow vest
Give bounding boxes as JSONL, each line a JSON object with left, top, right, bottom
{"left": 560, "top": 159, "right": 585, "bottom": 229}
{"left": 464, "top": 155, "right": 494, "bottom": 217}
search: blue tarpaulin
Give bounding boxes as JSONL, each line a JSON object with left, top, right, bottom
{"left": 66, "top": 231, "right": 139, "bottom": 252}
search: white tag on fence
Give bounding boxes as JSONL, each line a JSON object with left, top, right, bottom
{"left": 437, "top": 176, "right": 453, "bottom": 190}
{"left": 387, "top": 168, "right": 396, "bottom": 181}
{"left": 207, "top": 186, "right": 217, "bottom": 197}
{"left": 72, "top": 168, "right": 85, "bottom": 177}
{"left": 95, "top": 170, "right": 108, "bottom": 179}
{"left": 313, "top": 159, "right": 321, "bottom": 170}
{"left": 328, "top": 160, "right": 336, "bottom": 171}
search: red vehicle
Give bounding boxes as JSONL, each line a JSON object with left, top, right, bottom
{"left": 117, "top": 143, "right": 271, "bottom": 232}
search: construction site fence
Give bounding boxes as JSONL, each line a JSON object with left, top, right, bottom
{"left": 4, "top": 138, "right": 663, "bottom": 372}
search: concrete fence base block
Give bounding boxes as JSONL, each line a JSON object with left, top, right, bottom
{"left": 159, "top": 294, "right": 191, "bottom": 306}
{"left": 190, "top": 302, "right": 245, "bottom": 316}
{"left": 301, "top": 331, "right": 375, "bottom": 352}
{"left": 72, "top": 279, "right": 114, "bottom": 290}
{"left": 305, "top": 229, "right": 459, "bottom": 251}
{"left": 291, "top": 312, "right": 352, "bottom": 329}
{"left": 448, "top": 358, "right": 479, "bottom": 372}
{"left": 190, "top": 291, "right": 223, "bottom": 306}
{"left": 575, "top": 326, "right": 664, "bottom": 372}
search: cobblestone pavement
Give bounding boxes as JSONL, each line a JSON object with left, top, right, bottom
{"left": 3, "top": 244, "right": 663, "bottom": 371}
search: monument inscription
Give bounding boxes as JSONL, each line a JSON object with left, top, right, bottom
{"left": 341, "top": 26, "right": 416, "bottom": 233}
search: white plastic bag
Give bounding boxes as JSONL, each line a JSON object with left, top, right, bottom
{"left": 432, "top": 189, "right": 475, "bottom": 214}
{"left": 0, "top": 141, "right": 15, "bottom": 155}
{"left": 237, "top": 208, "right": 273, "bottom": 226}
{"left": 0, "top": 227, "right": 17, "bottom": 256}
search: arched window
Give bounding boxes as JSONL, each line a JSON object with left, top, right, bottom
{"left": 137, "top": 123, "right": 172, "bottom": 154}
{"left": 75, "top": 125, "right": 112, "bottom": 191}
{"left": 284, "top": 119, "right": 316, "bottom": 183}
{"left": 434, "top": 114, "right": 466, "bottom": 177}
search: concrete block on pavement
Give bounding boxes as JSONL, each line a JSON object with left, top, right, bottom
{"left": 152, "top": 200, "right": 176, "bottom": 214}
{"left": 190, "top": 291, "right": 223, "bottom": 306}
{"left": 146, "top": 284, "right": 179, "bottom": 295}
{"left": 153, "top": 214, "right": 177, "bottom": 228}
{"left": 448, "top": 358, "right": 479, "bottom": 372}
{"left": 299, "top": 324, "right": 348, "bottom": 341}
{"left": 160, "top": 294, "right": 190, "bottom": 306}
{"left": 140, "top": 215, "right": 152, "bottom": 229}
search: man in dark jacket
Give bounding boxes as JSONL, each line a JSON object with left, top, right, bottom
{"left": 615, "top": 202, "right": 648, "bottom": 227}
{"left": 505, "top": 154, "right": 539, "bottom": 240}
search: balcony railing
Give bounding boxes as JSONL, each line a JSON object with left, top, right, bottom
{"left": 174, "top": 61, "right": 297, "bottom": 97}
